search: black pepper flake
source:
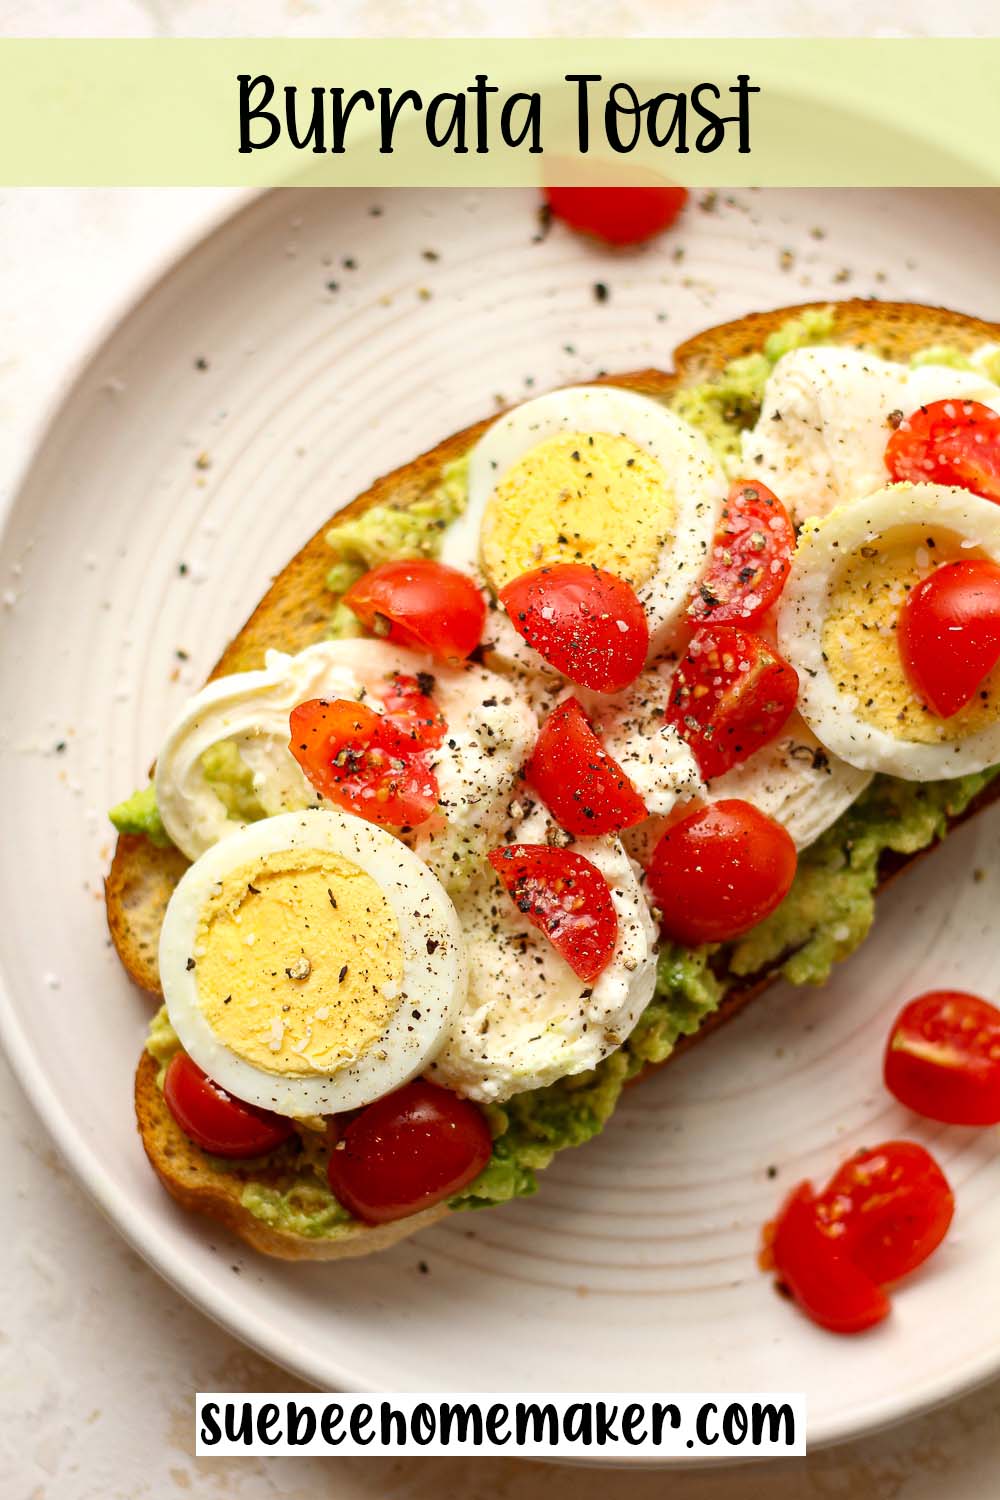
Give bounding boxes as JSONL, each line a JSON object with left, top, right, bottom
{"left": 339, "top": 965, "right": 349, "bottom": 983}
{"left": 426, "top": 938, "right": 439, "bottom": 955}
{"left": 178, "top": 562, "right": 188, "bottom": 576}
{"left": 418, "top": 1260, "right": 430, "bottom": 1274}
{"left": 54, "top": 740, "right": 67, "bottom": 754}
{"left": 247, "top": 882, "right": 261, "bottom": 895}
{"left": 194, "top": 356, "right": 209, "bottom": 371}
{"left": 327, "top": 889, "right": 338, "bottom": 909}
{"left": 593, "top": 282, "right": 609, "bottom": 304}
{"left": 185, "top": 957, "right": 195, "bottom": 971}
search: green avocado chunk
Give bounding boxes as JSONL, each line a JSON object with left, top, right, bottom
{"left": 109, "top": 782, "right": 170, "bottom": 847}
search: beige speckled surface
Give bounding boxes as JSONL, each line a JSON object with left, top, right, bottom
{"left": 5, "top": 3, "right": 1000, "bottom": 1496}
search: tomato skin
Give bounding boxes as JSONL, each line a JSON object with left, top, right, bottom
{"left": 378, "top": 672, "right": 447, "bottom": 752}
{"left": 664, "top": 626, "right": 799, "bottom": 781}
{"left": 886, "top": 399, "right": 1000, "bottom": 503}
{"left": 646, "top": 798, "right": 797, "bottom": 946}
{"left": 814, "top": 1142, "right": 955, "bottom": 1285}
{"left": 163, "top": 1053, "right": 294, "bottom": 1159}
{"left": 327, "top": 1080, "right": 492, "bottom": 1225}
{"left": 689, "top": 479, "right": 795, "bottom": 628}
{"left": 499, "top": 563, "right": 649, "bottom": 693}
{"left": 288, "top": 697, "right": 438, "bottom": 829}
{"left": 885, "top": 990, "right": 1000, "bottom": 1126}
{"left": 488, "top": 843, "right": 618, "bottom": 982}
{"left": 765, "top": 1182, "right": 891, "bottom": 1335}
{"left": 343, "top": 559, "right": 486, "bottom": 664}
{"left": 525, "top": 697, "right": 647, "bottom": 836}
{"left": 544, "top": 184, "right": 688, "bottom": 246}
{"left": 897, "top": 560, "right": 1000, "bottom": 718}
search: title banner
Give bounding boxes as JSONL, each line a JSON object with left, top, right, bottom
{"left": 0, "top": 38, "right": 997, "bottom": 187}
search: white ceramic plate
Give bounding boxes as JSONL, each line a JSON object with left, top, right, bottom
{"left": 3, "top": 185, "right": 1000, "bottom": 1458}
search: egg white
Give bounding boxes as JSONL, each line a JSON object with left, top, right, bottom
{"left": 440, "top": 385, "right": 726, "bottom": 672}
{"left": 778, "top": 482, "right": 1000, "bottom": 779}
{"left": 159, "top": 809, "right": 467, "bottom": 1117}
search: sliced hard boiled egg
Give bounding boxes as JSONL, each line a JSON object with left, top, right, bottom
{"left": 155, "top": 638, "right": 536, "bottom": 864}
{"left": 159, "top": 809, "right": 466, "bottom": 1117}
{"left": 778, "top": 482, "right": 1000, "bottom": 779}
{"left": 440, "top": 385, "right": 725, "bottom": 666}
{"left": 429, "top": 803, "right": 657, "bottom": 1104}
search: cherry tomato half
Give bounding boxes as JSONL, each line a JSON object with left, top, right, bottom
{"left": 885, "top": 398, "right": 1000, "bottom": 504}
{"left": 897, "top": 559, "right": 1000, "bottom": 718}
{"left": 664, "top": 626, "right": 799, "bottom": 781}
{"left": 544, "top": 184, "right": 689, "bottom": 246}
{"left": 688, "top": 479, "right": 796, "bottom": 628}
{"left": 163, "top": 1052, "right": 294, "bottom": 1159}
{"left": 814, "top": 1141, "right": 955, "bottom": 1285}
{"left": 885, "top": 989, "right": 1000, "bottom": 1126}
{"left": 378, "top": 672, "right": 448, "bottom": 752}
{"left": 763, "top": 1182, "right": 891, "bottom": 1335}
{"left": 343, "top": 559, "right": 486, "bottom": 664}
{"left": 327, "top": 1080, "right": 492, "bottom": 1225}
{"left": 525, "top": 697, "right": 647, "bottom": 836}
{"left": 646, "top": 798, "right": 797, "bottom": 946}
{"left": 499, "top": 563, "right": 649, "bottom": 694}
{"left": 488, "top": 843, "right": 618, "bottom": 982}
{"left": 289, "top": 697, "right": 438, "bottom": 829}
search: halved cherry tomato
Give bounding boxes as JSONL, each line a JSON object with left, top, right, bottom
{"left": 814, "top": 1142, "right": 955, "bottom": 1285}
{"left": 885, "top": 398, "right": 1000, "bottom": 503}
{"left": 525, "top": 697, "right": 647, "bottom": 836}
{"left": 488, "top": 843, "right": 618, "bottom": 982}
{"left": 688, "top": 479, "right": 795, "bottom": 628}
{"left": 378, "top": 672, "right": 447, "bottom": 751}
{"left": 289, "top": 697, "right": 438, "bottom": 829}
{"left": 543, "top": 184, "right": 689, "bottom": 246}
{"left": 163, "top": 1052, "right": 294, "bottom": 1159}
{"left": 499, "top": 563, "right": 649, "bottom": 693}
{"left": 897, "top": 560, "right": 1000, "bottom": 718}
{"left": 885, "top": 989, "right": 1000, "bottom": 1126}
{"left": 664, "top": 626, "right": 799, "bottom": 780}
{"left": 327, "top": 1080, "right": 492, "bottom": 1225}
{"left": 343, "top": 559, "right": 486, "bottom": 664}
{"left": 763, "top": 1182, "right": 890, "bottom": 1335}
{"left": 646, "top": 798, "right": 797, "bottom": 946}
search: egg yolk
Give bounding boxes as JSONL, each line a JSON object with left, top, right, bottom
{"left": 480, "top": 431, "right": 674, "bottom": 591}
{"left": 192, "top": 848, "right": 403, "bottom": 1077}
{"left": 822, "top": 523, "right": 1000, "bottom": 742}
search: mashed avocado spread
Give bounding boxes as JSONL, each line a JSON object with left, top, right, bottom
{"left": 130, "top": 310, "right": 1000, "bottom": 1237}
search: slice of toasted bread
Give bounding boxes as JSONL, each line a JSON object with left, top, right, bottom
{"left": 108, "top": 298, "right": 1000, "bottom": 1259}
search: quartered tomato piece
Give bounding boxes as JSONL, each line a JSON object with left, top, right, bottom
{"left": 163, "top": 1052, "right": 294, "bottom": 1159}
{"left": 763, "top": 1182, "right": 891, "bottom": 1335}
{"left": 885, "top": 398, "right": 1000, "bottom": 503}
{"left": 689, "top": 478, "right": 795, "bottom": 627}
{"left": 499, "top": 563, "right": 649, "bottom": 693}
{"left": 898, "top": 559, "right": 1000, "bottom": 718}
{"left": 525, "top": 697, "right": 647, "bottom": 836}
{"left": 343, "top": 558, "right": 486, "bottom": 664}
{"left": 327, "top": 1080, "right": 492, "bottom": 1226}
{"left": 488, "top": 843, "right": 618, "bottom": 982}
{"left": 885, "top": 989, "right": 1000, "bottom": 1126}
{"left": 543, "top": 184, "right": 689, "bottom": 246}
{"left": 814, "top": 1142, "right": 955, "bottom": 1286}
{"left": 289, "top": 697, "right": 438, "bottom": 829}
{"left": 378, "top": 672, "right": 448, "bottom": 751}
{"left": 664, "top": 625, "right": 799, "bottom": 780}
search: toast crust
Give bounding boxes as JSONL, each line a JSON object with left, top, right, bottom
{"left": 107, "top": 298, "right": 1000, "bottom": 1257}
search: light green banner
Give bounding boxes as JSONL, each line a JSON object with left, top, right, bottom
{"left": 1, "top": 38, "right": 997, "bottom": 186}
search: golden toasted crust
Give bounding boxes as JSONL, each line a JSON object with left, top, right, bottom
{"left": 108, "top": 298, "right": 1000, "bottom": 1258}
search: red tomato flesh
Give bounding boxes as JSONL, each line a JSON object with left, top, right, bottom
{"left": 343, "top": 558, "right": 486, "bottom": 664}
{"left": 646, "top": 798, "right": 797, "bottom": 946}
{"left": 544, "top": 184, "right": 688, "bottom": 246}
{"left": 764, "top": 1182, "right": 891, "bottom": 1335}
{"left": 327, "top": 1080, "right": 492, "bottom": 1225}
{"left": 897, "top": 559, "right": 1000, "bottom": 718}
{"left": 163, "top": 1052, "right": 294, "bottom": 1159}
{"left": 377, "top": 672, "right": 447, "bottom": 752}
{"left": 488, "top": 843, "right": 618, "bottom": 982}
{"left": 885, "top": 989, "right": 1000, "bottom": 1126}
{"left": 814, "top": 1141, "right": 955, "bottom": 1286}
{"left": 664, "top": 626, "right": 799, "bottom": 781}
{"left": 289, "top": 697, "right": 438, "bottom": 829}
{"left": 499, "top": 563, "right": 649, "bottom": 693}
{"left": 688, "top": 479, "right": 795, "bottom": 628}
{"left": 525, "top": 697, "right": 647, "bottom": 836}
{"left": 885, "top": 398, "right": 1000, "bottom": 503}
